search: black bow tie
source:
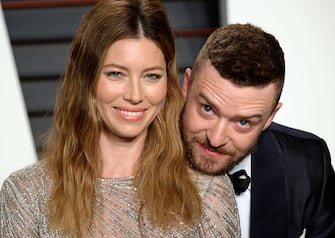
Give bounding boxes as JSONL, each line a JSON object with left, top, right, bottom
{"left": 228, "top": 169, "right": 251, "bottom": 195}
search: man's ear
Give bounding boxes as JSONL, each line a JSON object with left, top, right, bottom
{"left": 182, "top": 68, "right": 192, "bottom": 101}
{"left": 263, "top": 102, "right": 282, "bottom": 130}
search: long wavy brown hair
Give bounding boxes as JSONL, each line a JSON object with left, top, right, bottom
{"left": 41, "top": 0, "right": 202, "bottom": 236}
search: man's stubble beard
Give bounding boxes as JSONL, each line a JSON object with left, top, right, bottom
{"left": 180, "top": 106, "right": 257, "bottom": 176}
{"left": 183, "top": 136, "right": 256, "bottom": 176}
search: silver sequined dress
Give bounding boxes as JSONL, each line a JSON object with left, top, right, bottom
{"left": 0, "top": 160, "right": 240, "bottom": 237}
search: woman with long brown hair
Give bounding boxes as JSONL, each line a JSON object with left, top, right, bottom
{"left": 0, "top": 0, "right": 240, "bottom": 237}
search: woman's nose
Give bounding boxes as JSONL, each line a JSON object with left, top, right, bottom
{"left": 124, "top": 79, "right": 143, "bottom": 103}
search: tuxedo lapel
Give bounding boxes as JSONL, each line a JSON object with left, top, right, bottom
{"left": 250, "top": 128, "right": 288, "bottom": 238}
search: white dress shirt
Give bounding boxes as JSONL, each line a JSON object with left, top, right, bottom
{"left": 229, "top": 155, "right": 251, "bottom": 238}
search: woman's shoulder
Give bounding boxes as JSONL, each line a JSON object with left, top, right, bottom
{"left": 191, "top": 171, "right": 234, "bottom": 199}
{"left": 190, "top": 170, "right": 237, "bottom": 220}
{"left": 190, "top": 171, "right": 241, "bottom": 237}
{"left": 0, "top": 160, "right": 55, "bottom": 237}
{"left": 1, "top": 159, "right": 51, "bottom": 193}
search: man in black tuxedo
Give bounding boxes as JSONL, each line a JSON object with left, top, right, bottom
{"left": 180, "top": 23, "right": 335, "bottom": 238}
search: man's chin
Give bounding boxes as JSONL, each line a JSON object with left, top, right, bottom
{"left": 191, "top": 155, "right": 245, "bottom": 176}
{"left": 192, "top": 161, "right": 233, "bottom": 176}
{"left": 198, "top": 168, "right": 228, "bottom": 176}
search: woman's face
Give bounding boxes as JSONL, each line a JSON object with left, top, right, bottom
{"left": 96, "top": 38, "right": 167, "bottom": 140}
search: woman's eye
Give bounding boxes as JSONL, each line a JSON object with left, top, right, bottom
{"left": 105, "top": 71, "right": 122, "bottom": 79}
{"left": 146, "top": 73, "right": 161, "bottom": 81}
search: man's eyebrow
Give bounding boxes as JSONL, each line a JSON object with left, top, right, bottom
{"left": 235, "top": 114, "right": 263, "bottom": 121}
{"left": 198, "top": 92, "right": 221, "bottom": 112}
{"left": 198, "top": 92, "right": 264, "bottom": 120}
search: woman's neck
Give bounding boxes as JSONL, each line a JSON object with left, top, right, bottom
{"left": 98, "top": 130, "right": 146, "bottom": 178}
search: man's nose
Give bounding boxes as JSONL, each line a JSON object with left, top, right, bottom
{"left": 207, "top": 120, "right": 229, "bottom": 148}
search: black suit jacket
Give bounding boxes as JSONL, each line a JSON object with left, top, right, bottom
{"left": 250, "top": 122, "right": 335, "bottom": 238}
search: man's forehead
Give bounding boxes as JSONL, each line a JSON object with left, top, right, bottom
{"left": 194, "top": 75, "right": 275, "bottom": 111}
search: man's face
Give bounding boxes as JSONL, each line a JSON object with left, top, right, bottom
{"left": 181, "top": 60, "right": 281, "bottom": 175}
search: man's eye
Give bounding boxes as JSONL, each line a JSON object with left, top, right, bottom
{"left": 202, "top": 105, "right": 213, "bottom": 114}
{"left": 238, "top": 120, "right": 250, "bottom": 127}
